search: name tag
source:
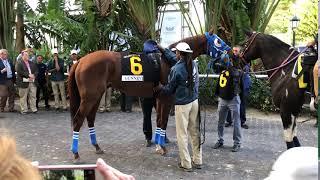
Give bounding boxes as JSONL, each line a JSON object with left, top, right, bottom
{"left": 121, "top": 75, "right": 144, "bottom": 81}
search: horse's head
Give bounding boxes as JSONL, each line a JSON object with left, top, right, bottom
{"left": 240, "top": 31, "right": 262, "bottom": 64}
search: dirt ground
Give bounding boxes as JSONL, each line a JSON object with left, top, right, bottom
{"left": 0, "top": 104, "right": 317, "bottom": 180}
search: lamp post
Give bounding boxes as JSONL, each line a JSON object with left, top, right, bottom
{"left": 290, "top": 15, "right": 300, "bottom": 47}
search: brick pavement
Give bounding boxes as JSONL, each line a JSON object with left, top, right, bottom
{"left": 0, "top": 106, "right": 317, "bottom": 180}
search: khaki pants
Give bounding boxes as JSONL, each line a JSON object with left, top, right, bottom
{"left": 51, "top": 81, "right": 67, "bottom": 109}
{"left": 99, "top": 87, "right": 112, "bottom": 112}
{"left": 19, "top": 83, "right": 37, "bottom": 113}
{"left": 175, "top": 99, "right": 202, "bottom": 169}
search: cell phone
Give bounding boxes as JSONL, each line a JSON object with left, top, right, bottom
{"left": 38, "top": 164, "right": 103, "bottom": 180}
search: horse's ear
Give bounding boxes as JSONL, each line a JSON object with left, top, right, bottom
{"left": 208, "top": 27, "right": 214, "bottom": 35}
{"left": 243, "top": 29, "right": 253, "bottom": 37}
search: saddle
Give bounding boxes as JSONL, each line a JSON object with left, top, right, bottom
{"left": 292, "top": 48, "right": 318, "bottom": 92}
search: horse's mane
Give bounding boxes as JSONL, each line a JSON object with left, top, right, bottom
{"left": 168, "top": 34, "right": 206, "bottom": 49}
{"left": 262, "top": 33, "right": 291, "bottom": 51}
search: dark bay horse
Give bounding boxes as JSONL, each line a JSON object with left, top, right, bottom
{"left": 240, "top": 31, "right": 310, "bottom": 149}
{"left": 68, "top": 32, "right": 223, "bottom": 162}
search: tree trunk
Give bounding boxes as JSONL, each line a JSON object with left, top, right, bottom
{"left": 15, "top": 0, "right": 25, "bottom": 52}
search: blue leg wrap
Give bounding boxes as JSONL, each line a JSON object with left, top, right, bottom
{"left": 89, "top": 127, "right": 97, "bottom": 145}
{"left": 159, "top": 129, "right": 166, "bottom": 146}
{"left": 71, "top": 131, "right": 79, "bottom": 153}
{"left": 154, "top": 127, "right": 161, "bottom": 144}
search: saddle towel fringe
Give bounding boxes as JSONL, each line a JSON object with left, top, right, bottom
{"left": 154, "top": 127, "right": 166, "bottom": 146}
{"left": 71, "top": 131, "right": 79, "bottom": 153}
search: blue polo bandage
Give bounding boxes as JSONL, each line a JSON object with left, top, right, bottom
{"left": 159, "top": 129, "right": 166, "bottom": 146}
{"left": 89, "top": 127, "right": 97, "bottom": 145}
{"left": 71, "top": 131, "right": 79, "bottom": 153}
{"left": 154, "top": 127, "right": 161, "bottom": 144}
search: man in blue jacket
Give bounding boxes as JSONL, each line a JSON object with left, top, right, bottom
{"left": 0, "top": 49, "right": 16, "bottom": 112}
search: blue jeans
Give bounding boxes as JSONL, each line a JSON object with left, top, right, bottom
{"left": 217, "top": 96, "right": 242, "bottom": 145}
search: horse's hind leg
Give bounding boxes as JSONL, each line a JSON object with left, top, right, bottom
{"left": 71, "top": 110, "right": 86, "bottom": 163}
{"left": 72, "top": 100, "right": 100, "bottom": 162}
{"left": 87, "top": 101, "right": 104, "bottom": 154}
{"left": 280, "top": 111, "right": 299, "bottom": 149}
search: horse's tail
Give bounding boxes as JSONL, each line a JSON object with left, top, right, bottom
{"left": 68, "top": 62, "right": 80, "bottom": 127}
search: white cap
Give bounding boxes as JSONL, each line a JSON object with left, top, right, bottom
{"left": 70, "top": 50, "right": 78, "bottom": 55}
{"left": 51, "top": 48, "right": 58, "bottom": 55}
{"left": 175, "top": 42, "right": 193, "bottom": 53}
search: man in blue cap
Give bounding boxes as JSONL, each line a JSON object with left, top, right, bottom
{"left": 141, "top": 40, "right": 170, "bottom": 147}
{"left": 141, "top": 40, "right": 159, "bottom": 147}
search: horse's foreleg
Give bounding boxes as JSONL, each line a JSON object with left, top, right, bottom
{"left": 292, "top": 116, "right": 300, "bottom": 147}
{"left": 154, "top": 96, "right": 173, "bottom": 155}
{"left": 280, "top": 112, "right": 296, "bottom": 149}
{"left": 87, "top": 101, "right": 104, "bottom": 154}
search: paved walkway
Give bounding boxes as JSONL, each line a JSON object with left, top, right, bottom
{"left": 0, "top": 106, "right": 317, "bottom": 180}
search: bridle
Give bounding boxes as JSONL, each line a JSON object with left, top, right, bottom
{"left": 239, "top": 32, "right": 307, "bottom": 81}
{"left": 240, "top": 32, "right": 260, "bottom": 64}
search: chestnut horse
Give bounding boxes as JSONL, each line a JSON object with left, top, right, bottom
{"left": 240, "top": 31, "right": 317, "bottom": 149}
{"left": 68, "top": 32, "right": 227, "bottom": 162}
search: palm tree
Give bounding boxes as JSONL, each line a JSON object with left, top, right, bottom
{"left": 201, "top": 0, "right": 281, "bottom": 45}
{"left": 0, "top": 0, "right": 15, "bottom": 52}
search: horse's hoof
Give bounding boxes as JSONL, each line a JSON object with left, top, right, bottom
{"left": 155, "top": 145, "right": 167, "bottom": 156}
{"left": 73, "top": 157, "right": 81, "bottom": 164}
{"left": 96, "top": 149, "right": 104, "bottom": 154}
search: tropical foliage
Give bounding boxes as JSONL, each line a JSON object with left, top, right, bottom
{"left": 295, "top": 0, "right": 318, "bottom": 43}
{"left": 175, "top": 0, "right": 281, "bottom": 45}
{"left": 0, "top": 0, "right": 15, "bottom": 52}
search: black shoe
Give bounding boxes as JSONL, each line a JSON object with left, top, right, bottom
{"left": 178, "top": 163, "right": 193, "bottom": 172}
{"left": 145, "top": 140, "right": 152, "bottom": 147}
{"left": 241, "top": 124, "right": 249, "bottom": 129}
{"left": 192, "top": 161, "right": 202, "bottom": 169}
{"left": 55, "top": 108, "right": 60, "bottom": 112}
{"left": 45, "top": 106, "right": 50, "bottom": 110}
{"left": 213, "top": 142, "right": 223, "bottom": 149}
{"left": 225, "top": 122, "right": 232, "bottom": 127}
{"left": 231, "top": 144, "right": 240, "bottom": 152}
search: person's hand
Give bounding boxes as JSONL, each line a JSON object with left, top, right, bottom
{"left": 157, "top": 45, "right": 165, "bottom": 53}
{"left": 29, "top": 74, "right": 35, "bottom": 79}
{"left": 1, "top": 68, "right": 7, "bottom": 73}
{"left": 153, "top": 84, "right": 163, "bottom": 97}
{"left": 306, "top": 41, "right": 316, "bottom": 48}
{"left": 96, "top": 158, "right": 135, "bottom": 180}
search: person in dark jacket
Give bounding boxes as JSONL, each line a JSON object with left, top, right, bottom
{"left": 155, "top": 42, "right": 202, "bottom": 172}
{"left": 0, "top": 49, "right": 16, "bottom": 112}
{"left": 213, "top": 52, "right": 243, "bottom": 152}
{"left": 36, "top": 55, "right": 50, "bottom": 110}
{"left": 140, "top": 40, "right": 158, "bottom": 147}
{"left": 16, "top": 50, "right": 38, "bottom": 114}
{"left": 47, "top": 48, "right": 67, "bottom": 111}
{"left": 225, "top": 46, "right": 251, "bottom": 129}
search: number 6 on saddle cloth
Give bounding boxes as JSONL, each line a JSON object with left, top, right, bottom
{"left": 121, "top": 52, "right": 161, "bottom": 83}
